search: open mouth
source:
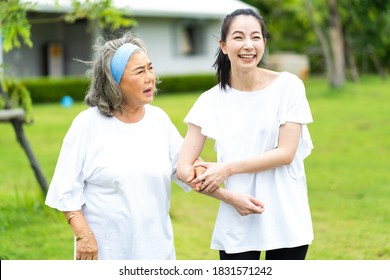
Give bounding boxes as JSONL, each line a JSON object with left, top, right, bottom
{"left": 143, "top": 87, "right": 154, "bottom": 96}
{"left": 238, "top": 54, "right": 256, "bottom": 59}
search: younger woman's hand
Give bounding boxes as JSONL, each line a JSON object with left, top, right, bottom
{"left": 227, "top": 192, "right": 265, "bottom": 216}
{"left": 191, "top": 161, "right": 229, "bottom": 192}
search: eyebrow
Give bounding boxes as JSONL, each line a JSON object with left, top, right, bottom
{"left": 131, "top": 61, "right": 152, "bottom": 72}
{"left": 231, "top": 30, "right": 262, "bottom": 35}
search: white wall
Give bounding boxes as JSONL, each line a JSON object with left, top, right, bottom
{"left": 134, "top": 17, "right": 221, "bottom": 75}
{"left": 4, "top": 14, "right": 222, "bottom": 77}
{"left": 4, "top": 15, "right": 92, "bottom": 78}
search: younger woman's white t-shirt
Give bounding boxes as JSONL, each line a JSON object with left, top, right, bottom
{"left": 185, "top": 72, "right": 314, "bottom": 252}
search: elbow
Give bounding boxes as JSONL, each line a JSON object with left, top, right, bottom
{"left": 176, "top": 166, "right": 186, "bottom": 182}
{"left": 281, "top": 151, "right": 296, "bottom": 165}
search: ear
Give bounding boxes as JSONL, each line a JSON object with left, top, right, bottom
{"left": 264, "top": 38, "right": 267, "bottom": 47}
{"left": 219, "top": 40, "right": 227, "bottom": 55}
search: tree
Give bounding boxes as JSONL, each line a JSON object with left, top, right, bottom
{"left": 305, "top": 0, "right": 345, "bottom": 87}
{"left": 339, "top": 0, "right": 390, "bottom": 80}
{"left": 0, "top": 0, "right": 137, "bottom": 194}
{"left": 243, "top": 0, "right": 389, "bottom": 88}
{"left": 0, "top": 0, "right": 136, "bottom": 117}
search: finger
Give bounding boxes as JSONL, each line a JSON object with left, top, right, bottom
{"left": 192, "top": 177, "right": 202, "bottom": 184}
{"left": 250, "top": 197, "right": 264, "bottom": 207}
{"left": 202, "top": 184, "right": 217, "bottom": 193}
{"left": 194, "top": 162, "right": 209, "bottom": 168}
{"left": 186, "top": 168, "right": 196, "bottom": 182}
{"left": 208, "top": 185, "right": 219, "bottom": 192}
{"left": 195, "top": 167, "right": 206, "bottom": 177}
{"left": 194, "top": 182, "right": 203, "bottom": 191}
{"left": 197, "top": 180, "right": 210, "bottom": 192}
{"left": 239, "top": 211, "right": 248, "bottom": 216}
{"left": 252, "top": 204, "right": 265, "bottom": 214}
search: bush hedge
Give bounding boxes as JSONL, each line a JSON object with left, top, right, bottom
{"left": 21, "top": 74, "right": 217, "bottom": 103}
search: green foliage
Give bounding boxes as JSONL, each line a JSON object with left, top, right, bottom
{"left": 0, "top": 0, "right": 137, "bottom": 53}
{"left": 1, "top": 78, "right": 33, "bottom": 122}
{"left": 0, "top": 0, "right": 33, "bottom": 52}
{"left": 157, "top": 74, "right": 217, "bottom": 94}
{"left": 64, "top": 0, "right": 137, "bottom": 31}
{"left": 19, "top": 74, "right": 217, "bottom": 104}
{"left": 0, "top": 0, "right": 138, "bottom": 124}
{"left": 242, "top": 0, "right": 390, "bottom": 74}
{"left": 243, "top": 0, "right": 315, "bottom": 52}
{"left": 21, "top": 77, "right": 90, "bottom": 103}
{"left": 0, "top": 76, "right": 389, "bottom": 260}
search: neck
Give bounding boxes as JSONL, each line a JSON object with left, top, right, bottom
{"left": 230, "top": 67, "right": 263, "bottom": 91}
{"left": 113, "top": 105, "right": 145, "bottom": 123}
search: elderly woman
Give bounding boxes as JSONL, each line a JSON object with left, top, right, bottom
{"left": 45, "top": 32, "right": 193, "bottom": 260}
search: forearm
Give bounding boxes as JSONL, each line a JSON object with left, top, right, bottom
{"left": 226, "top": 122, "right": 301, "bottom": 176}
{"left": 201, "top": 186, "right": 232, "bottom": 203}
{"left": 199, "top": 187, "right": 264, "bottom": 215}
{"left": 64, "top": 210, "right": 93, "bottom": 238}
{"left": 177, "top": 123, "right": 206, "bottom": 182}
{"left": 176, "top": 161, "right": 194, "bottom": 183}
{"left": 65, "top": 210, "right": 98, "bottom": 260}
{"left": 227, "top": 147, "right": 293, "bottom": 176}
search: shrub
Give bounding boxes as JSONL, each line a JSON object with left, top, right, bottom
{"left": 21, "top": 77, "right": 90, "bottom": 103}
{"left": 157, "top": 74, "right": 217, "bottom": 94}
{"left": 21, "top": 74, "right": 217, "bottom": 103}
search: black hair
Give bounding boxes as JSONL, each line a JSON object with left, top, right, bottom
{"left": 213, "top": 9, "right": 268, "bottom": 90}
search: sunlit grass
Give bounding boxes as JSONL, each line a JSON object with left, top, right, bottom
{"left": 0, "top": 75, "right": 388, "bottom": 259}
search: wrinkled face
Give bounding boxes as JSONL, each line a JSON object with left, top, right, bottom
{"left": 119, "top": 50, "right": 155, "bottom": 108}
{"left": 220, "top": 15, "right": 266, "bottom": 71}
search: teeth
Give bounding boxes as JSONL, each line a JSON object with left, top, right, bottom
{"left": 240, "top": 55, "right": 255, "bottom": 58}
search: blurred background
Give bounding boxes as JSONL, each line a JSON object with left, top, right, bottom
{"left": 0, "top": 0, "right": 389, "bottom": 260}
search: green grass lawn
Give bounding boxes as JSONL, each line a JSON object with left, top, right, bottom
{"left": 0, "top": 75, "right": 388, "bottom": 260}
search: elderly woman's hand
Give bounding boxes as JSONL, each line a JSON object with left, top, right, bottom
{"left": 186, "top": 159, "right": 208, "bottom": 191}
{"left": 75, "top": 231, "right": 98, "bottom": 260}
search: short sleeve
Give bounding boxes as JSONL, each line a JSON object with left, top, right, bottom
{"left": 279, "top": 76, "right": 313, "bottom": 126}
{"left": 279, "top": 74, "right": 314, "bottom": 179}
{"left": 165, "top": 114, "right": 191, "bottom": 192}
{"left": 184, "top": 86, "right": 220, "bottom": 141}
{"left": 45, "top": 115, "right": 88, "bottom": 211}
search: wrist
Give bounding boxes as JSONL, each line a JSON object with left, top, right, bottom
{"left": 75, "top": 231, "right": 94, "bottom": 241}
{"left": 225, "top": 161, "right": 236, "bottom": 177}
{"left": 217, "top": 188, "right": 233, "bottom": 204}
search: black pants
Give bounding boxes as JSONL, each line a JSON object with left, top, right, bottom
{"left": 219, "top": 245, "right": 309, "bottom": 260}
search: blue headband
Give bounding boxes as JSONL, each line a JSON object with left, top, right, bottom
{"left": 110, "top": 43, "right": 142, "bottom": 84}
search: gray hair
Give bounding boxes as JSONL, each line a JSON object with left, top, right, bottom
{"left": 84, "top": 31, "right": 148, "bottom": 117}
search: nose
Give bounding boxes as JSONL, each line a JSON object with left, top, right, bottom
{"left": 244, "top": 38, "right": 254, "bottom": 49}
{"left": 145, "top": 69, "right": 155, "bottom": 83}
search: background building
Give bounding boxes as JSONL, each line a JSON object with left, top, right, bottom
{"left": 4, "top": 0, "right": 255, "bottom": 77}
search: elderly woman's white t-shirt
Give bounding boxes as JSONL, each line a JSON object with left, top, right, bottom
{"left": 46, "top": 105, "right": 190, "bottom": 259}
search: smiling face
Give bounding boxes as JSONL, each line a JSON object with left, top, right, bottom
{"left": 220, "top": 15, "right": 266, "bottom": 72}
{"left": 119, "top": 50, "right": 155, "bottom": 109}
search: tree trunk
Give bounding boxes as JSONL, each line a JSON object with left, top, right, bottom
{"left": 367, "top": 45, "right": 387, "bottom": 80}
{"left": 305, "top": 0, "right": 333, "bottom": 83}
{"left": 345, "top": 34, "right": 359, "bottom": 82}
{"left": 327, "top": 0, "right": 345, "bottom": 87}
